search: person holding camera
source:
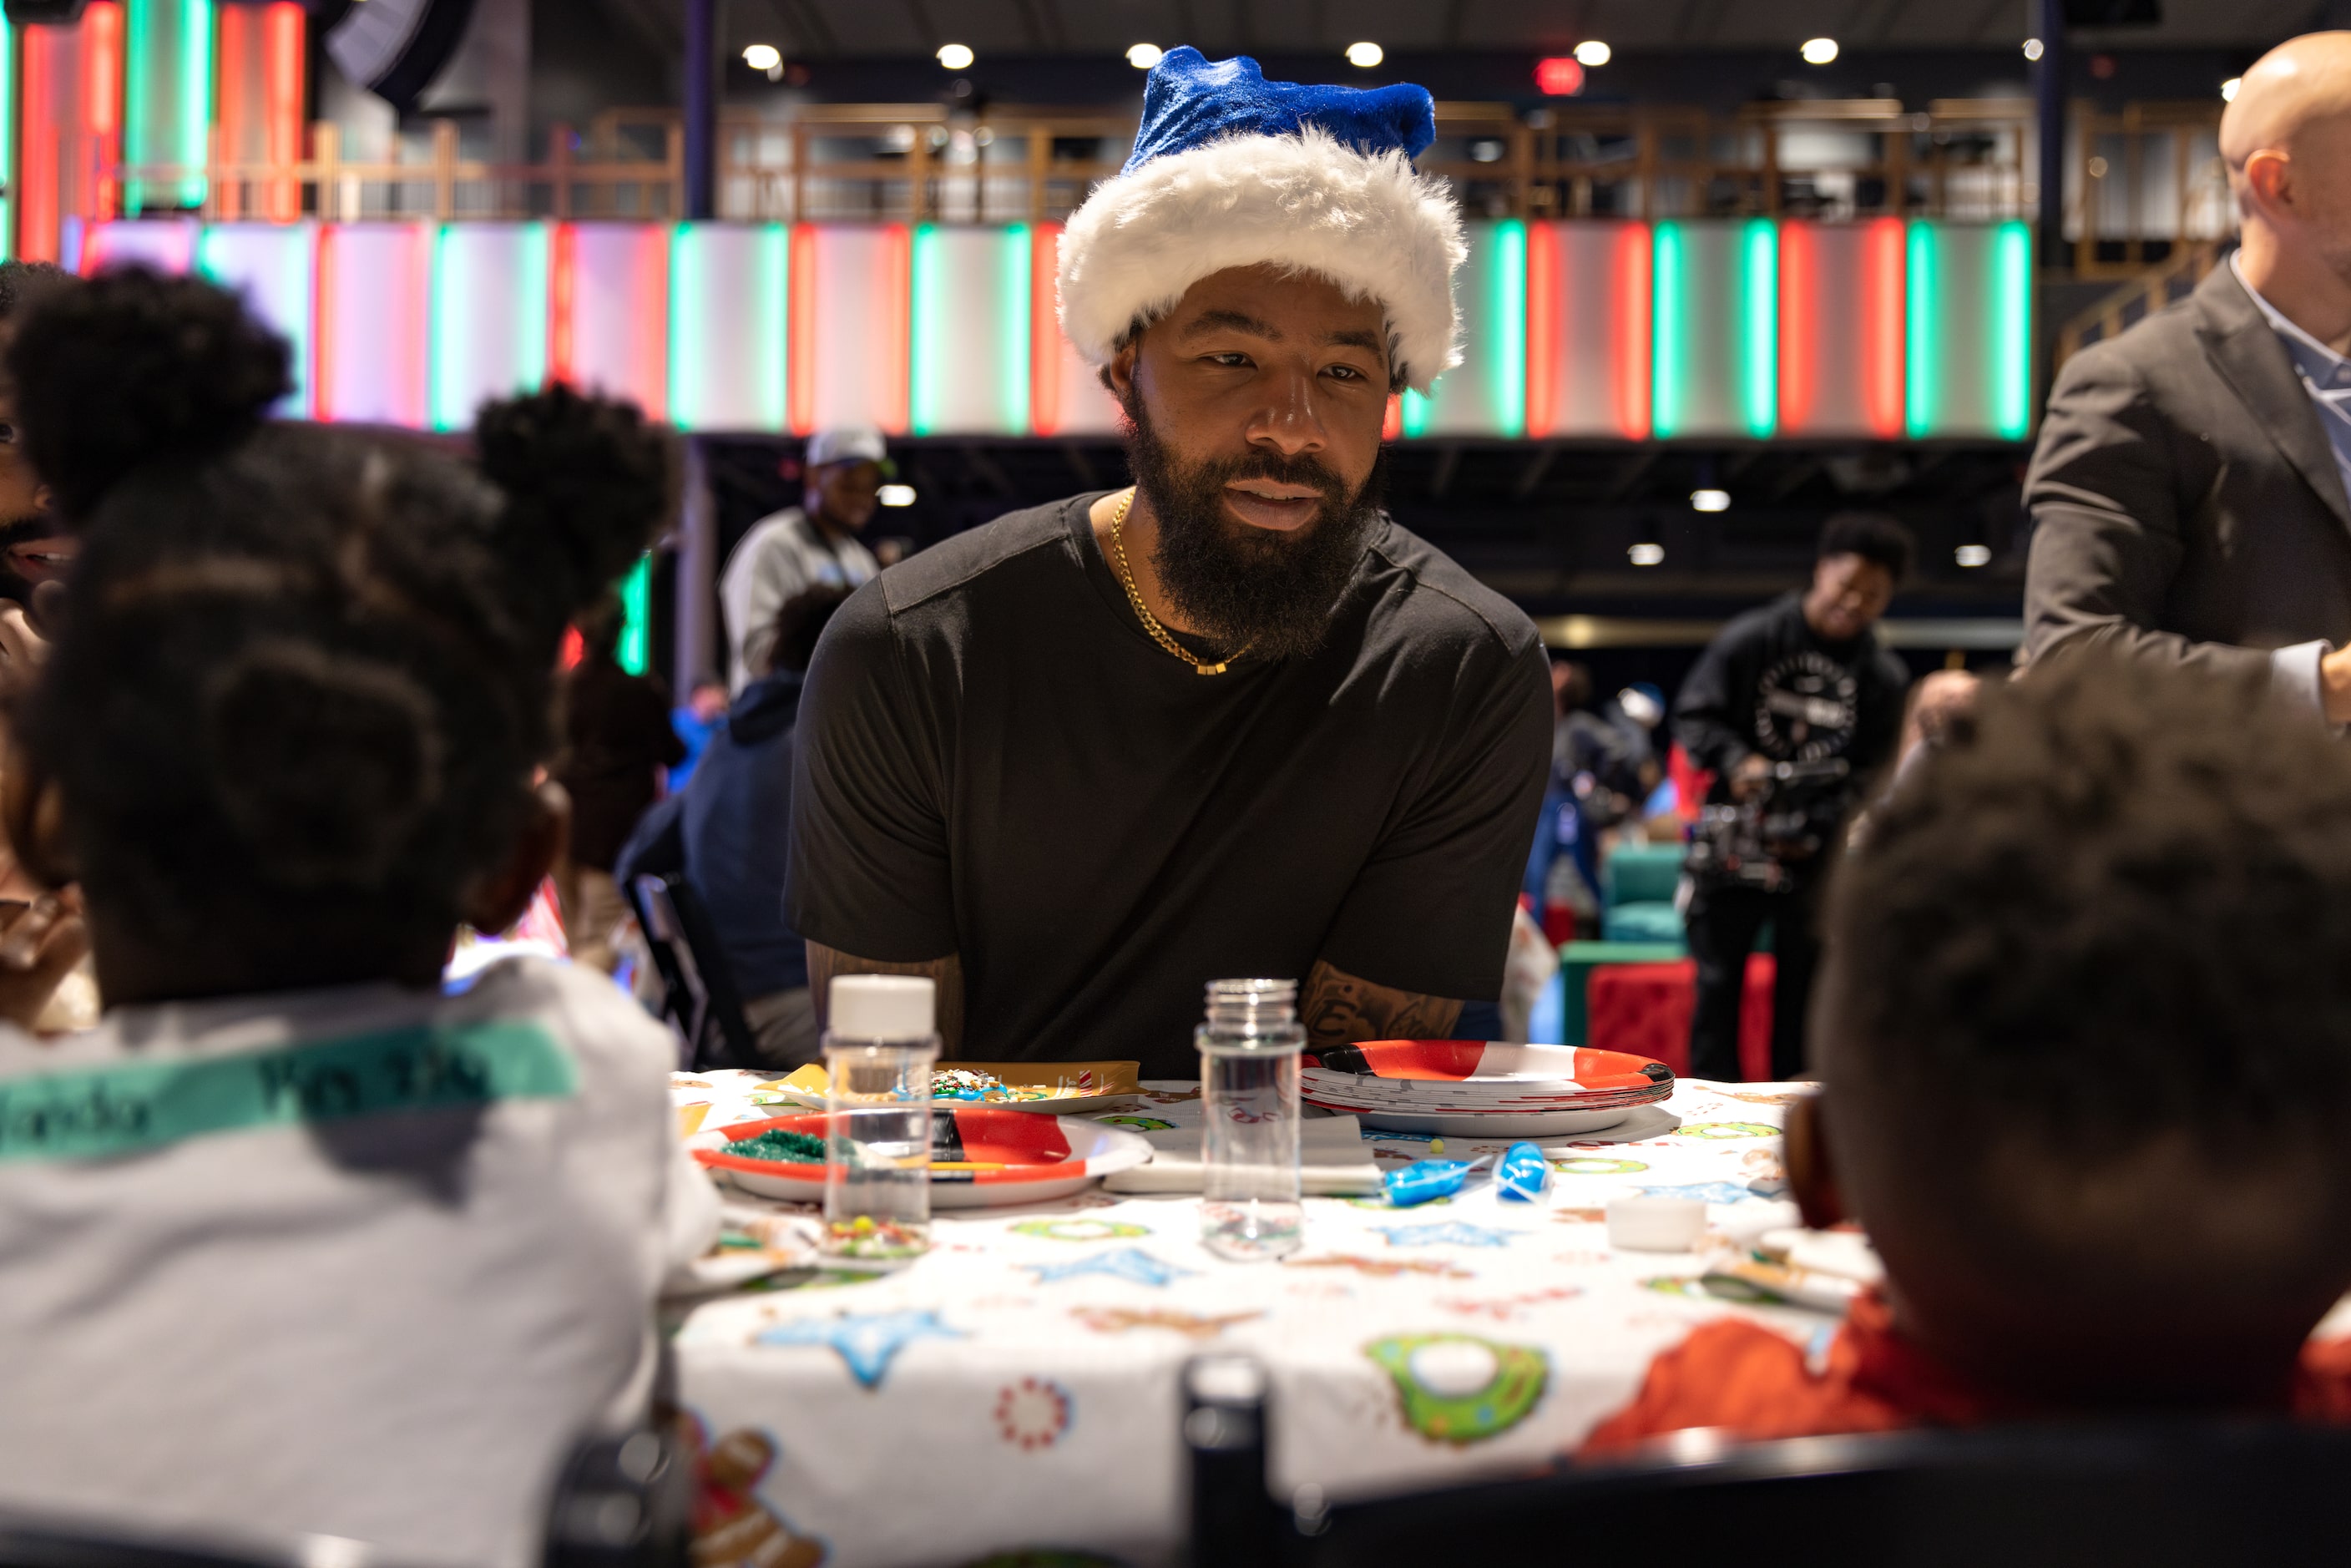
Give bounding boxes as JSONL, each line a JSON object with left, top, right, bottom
{"left": 1673, "top": 514, "right": 1914, "bottom": 1080}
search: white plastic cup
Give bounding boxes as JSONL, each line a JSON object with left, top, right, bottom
{"left": 1607, "top": 1193, "right": 1707, "bottom": 1252}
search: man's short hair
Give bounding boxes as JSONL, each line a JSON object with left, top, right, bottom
{"left": 0, "top": 260, "right": 73, "bottom": 325}
{"left": 1823, "top": 653, "right": 2351, "bottom": 1303}
{"left": 763, "top": 584, "right": 853, "bottom": 677}
{"left": 1818, "top": 511, "right": 1913, "bottom": 581}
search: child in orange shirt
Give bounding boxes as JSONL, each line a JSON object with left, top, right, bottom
{"left": 1586, "top": 653, "right": 2351, "bottom": 1453}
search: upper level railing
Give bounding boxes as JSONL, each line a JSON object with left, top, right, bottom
{"left": 66, "top": 98, "right": 2223, "bottom": 280}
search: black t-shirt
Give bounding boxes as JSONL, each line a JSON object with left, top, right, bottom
{"left": 1671, "top": 591, "right": 1912, "bottom": 807}
{"left": 785, "top": 493, "right": 1554, "bottom": 1076}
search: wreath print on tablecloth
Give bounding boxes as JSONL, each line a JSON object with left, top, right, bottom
{"left": 1677, "top": 1121, "right": 1781, "bottom": 1141}
{"left": 1011, "top": 1218, "right": 1151, "bottom": 1243}
{"left": 1550, "top": 1156, "right": 1648, "bottom": 1176}
{"left": 1364, "top": 1333, "right": 1549, "bottom": 1445}
{"left": 995, "top": 1377, "right": 1074, "bottom": 1450}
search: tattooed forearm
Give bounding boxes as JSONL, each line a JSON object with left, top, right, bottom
{"left": 806, "top": 943, "right": 966, "bottom": 1055}
{"left": 1299, "top": 959, "right": 1463, "bottom": 1048}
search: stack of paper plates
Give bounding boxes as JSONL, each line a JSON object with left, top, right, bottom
{"left": 1301, "top": 1040, "right": 1674, "bottom": 1136}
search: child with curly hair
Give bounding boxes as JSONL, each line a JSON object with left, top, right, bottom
{"left": 0, "top": 269, "right": 717, "bottom": 1564}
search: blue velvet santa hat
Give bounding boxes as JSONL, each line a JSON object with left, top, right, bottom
{"left": 1057, "top": 48, "right": 1468, "bottom": 393}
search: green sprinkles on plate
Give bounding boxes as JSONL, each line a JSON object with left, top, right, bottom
{"left": 726, "top": 1128, "right": 829, "bottom": 1164}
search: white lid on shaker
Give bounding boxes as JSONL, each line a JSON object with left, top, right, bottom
{"left": 828, "top": 974, "right": 937, "bottom": 1040}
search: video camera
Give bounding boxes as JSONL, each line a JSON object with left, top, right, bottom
{"left": 1684, "top": 756, "right": 1853, "bottom": 893}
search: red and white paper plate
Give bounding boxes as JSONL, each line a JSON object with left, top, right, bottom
{"left": 692, "top": 1107, "right": 1152, "bottom": 1210}
{"left": 1301, "top": 1040, "right": 1675, "bottom": 1136}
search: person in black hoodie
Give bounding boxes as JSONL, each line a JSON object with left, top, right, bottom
{"left": 1673, "top": 513, "right": 1914, "bottom": 1081}
{"left": 621, "top": 584, "right": 852, "bottom": 1067}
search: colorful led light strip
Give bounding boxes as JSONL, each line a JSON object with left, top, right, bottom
{"left": 86, "top": 3, "right": 125, "bottom": 226}
{"left": 1000, "top": 224, "right": 1032, "bottom": 436}
{"left": 1650, "top": 220, "right": 1686, "bottom": 438}
{"left": 787, "top": 223, "right": 817, "bottom": 435}
{"left": 549, "top": 223, "right": 578, "bottom": 385}
{"left": 1739, "top": 217, "right": 1777, "bottom": 438}
{"left": 1777, "top": 220, "right": 1816, "bottom": 432}
{"left": 1905, "top": 220, "right": 1939, "bottom": 438}
{"left": 666, "top": 223, "right": 702, "bottom": 427}
{"left": 1382, "top": 395, "right": 1402, "bottom": 441}
{"left": 1492, "top": 218, "right": 1528, "bottom": 438}
{"left": 618, "top": 554, "right": 651, "bottom": 676}
{"left": 760, "top": 223, "right": 790, "bottom": 430}
{"left": 1524, "top": 221, "right": 1560, "bottom": 438}
{"left": 1993, "top": 220, "right": 2033, "bottom": 441}
{"left": 18, "top": 28, "right": 58, "bottom": 262}
{"left": 1612, "top": 222, "right": 1652, "bottom": 439}
{"left": 215, "top": 4, "right": 252, "bottom": 220}
{"left": 1862, "top": 216, "right": 1906, "bottom": 438}
{"left": 908, "top": 223, "right": 942, "bottom": 435}
{"left": 430, "top": 224, "right": 552, "bottom": 432}
{"left": 311, "top": 221, "right": 334, "bottom": 419}
{"left": 124, "top": 0, "right": 211, "bottom": 213}
{"left": 262, "top": 3, "right": 305, "bottom": 223}
{"left": 882, "top": 223, "right": 912, "bottom": 434}
{"left": 0, "top": 22, "right": 14, "bottom": 259}
{"left": 1029, "top": 222, "right": 1064, "bottom": 436}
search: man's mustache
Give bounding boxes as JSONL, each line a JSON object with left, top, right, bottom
{"left": 0, "top": 516, "right": 64, "bottom": 550}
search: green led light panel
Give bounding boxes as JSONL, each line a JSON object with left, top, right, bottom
{"left": 1493, "top": 218, "right": 1527, "bottom": 438}
{"left": 124, "top": 0, "right": 214, "bottom": 213}
{"left": 1739, "top": 217, "right": 1777, "bottom": 438}
{"left": 1905, "top": 220, "right": 1939, "bottom": 438}
{"left": 1651, "top": 221, "right": 1687, "bottom": 438}
{"left": 1994, "top": 220, "right": 2032, "bottom": 441}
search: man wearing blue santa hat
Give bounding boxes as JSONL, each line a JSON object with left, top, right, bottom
{"left": 786, "top": 48, "right": 1554, "bottom": 1075}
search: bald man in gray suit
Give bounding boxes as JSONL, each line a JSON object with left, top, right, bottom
{"left": 2025, "top": 32, "right": 2351, "bottom": 717}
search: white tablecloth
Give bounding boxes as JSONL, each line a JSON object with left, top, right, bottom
{"left": 669, "top": 1075, "right": 1833, "bottom": 1567}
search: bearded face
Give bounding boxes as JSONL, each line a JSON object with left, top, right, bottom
{"left": 1118, "top": 387, "right": 1387, "bottom": 664}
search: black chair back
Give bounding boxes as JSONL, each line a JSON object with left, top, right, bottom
{"left": 544, "top": 1429, "right": 690, "bottom": 1568}
{"left": 1188, "top": 1365, "right": 2351, "bottom": 1568}
{"left": 627, "top": 873, "right": 760, "bottom": 1070}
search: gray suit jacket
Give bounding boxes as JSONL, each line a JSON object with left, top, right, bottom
{"left": 2023, "top": 260, "right": 2351, "bottom": 680}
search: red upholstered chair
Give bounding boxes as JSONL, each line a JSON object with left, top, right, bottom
{"left": 1585, "top": 954, "right": 1776, "bottom": 1080}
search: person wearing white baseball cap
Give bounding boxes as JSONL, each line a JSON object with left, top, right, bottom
{"left": 719, "top": 426, "right": 888, "bottom": 692}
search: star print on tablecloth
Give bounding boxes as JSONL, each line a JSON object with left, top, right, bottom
{"left": 1021, "top": 1247, "right": 1196, "bottom": 1287}
{"left": 1637, "top": 1181, "right": 1762, "bottom": 1206}
{"left": 755, "top": 1308, "right": 963, "bottom": 1388}
{"left": 1370, "top": 1222, "right": 1519, "bottom": 1249}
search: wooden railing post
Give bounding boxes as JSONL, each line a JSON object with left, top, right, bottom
{"left": 432, "top": 119, "right": 458, "bottom": 220}
{"left": 1028, "top": 121, "right": 1048, "bottom": 225}
{"left": 311, "top": 120, "right": 340, "bottom": 221}
{"left": 550, "top": 121, "right": 573, "bottom": 220}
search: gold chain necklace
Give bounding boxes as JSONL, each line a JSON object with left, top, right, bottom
{"left": 1106, "top": 488, "right": 1251, "bottom": 675}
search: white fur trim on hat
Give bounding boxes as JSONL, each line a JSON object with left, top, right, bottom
{"left": 1056, "top": 125, "right": 1468, "bottom": 394}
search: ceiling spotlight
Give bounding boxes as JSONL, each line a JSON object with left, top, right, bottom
{"left": 1346, "top": 41, "right": 1384, "bottom": 68}
{"left": 1126, "top": 42, "right": 1163, "bottom": 68}
{"left": 1573, "top": 39, "right": 1610, "bottom": 67}
{"left": 1628, "top": 541, "right": 1666, "bottom": 567}
{"left": 1954, "top": 543, "right": 1991, "bottom": 568}
{"left": 937, "top": 42, "right": 974, "bottom": 70}
{"left": 742, "top": 43, "right": 782, "bottom": 71}
{"left": 878, "top": 483, "right": 918, "bottom": 508}
{"left": 1800, "top": 37, "right": 1839, "bottom": 65}
{"left": 1534, "top": 57, "right": 1585, "bottom": 96}
{"left": 1690, "top": 488, "right": 1731, "bottom": 513}
{"left": 2222, "top": 76, "right": 2242, "bottom": 102}
{"left": 2021, "top": 38, "right": 2044, "bottom": 61}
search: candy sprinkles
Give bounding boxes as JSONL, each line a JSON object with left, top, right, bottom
{"left": 724, "top": 1128, "right": 830, "bottom": 1164}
